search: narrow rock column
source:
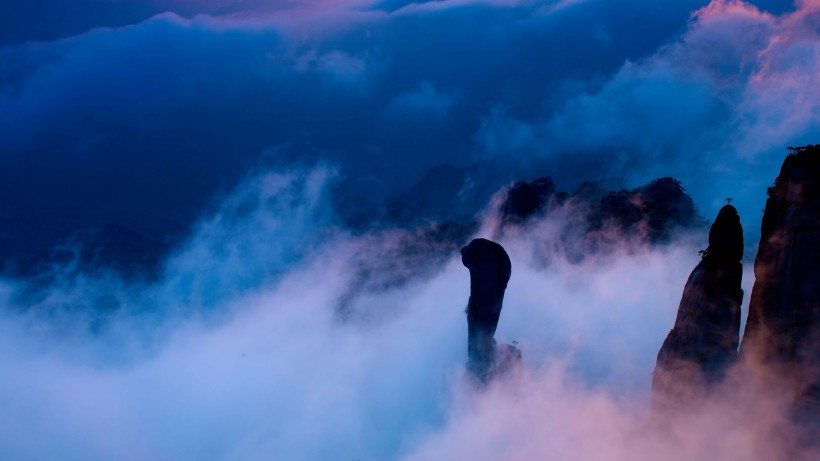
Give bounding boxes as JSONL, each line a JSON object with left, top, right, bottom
{"left": 741, "top": 145, "right": 820, "bottom": 423}
{"left": 461, "top": 238, "right": 513, "bottom": 383}
{"left": 652, "top": 205, "right": 744, "bottom": 410}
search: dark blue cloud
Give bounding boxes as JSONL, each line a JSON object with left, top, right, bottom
{"left": 0, "top": 0, "right": 162, "bottom": 44}
{"left": 0, "top": 0, "right": 311, "bottom": 44}
{"left": 0, "top": 0, "right": 711, "bottom": 260}
{"left": 0, "top": 0, "right": 817, "bottom": 264}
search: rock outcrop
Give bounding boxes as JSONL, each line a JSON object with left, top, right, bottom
{"left": 461, "top": 238, "right": 520, "bottom": 383}
{"left": 741, "top": 145, "right": 820, "bottom": 423}
{"left": 651, "top": 204, "right": 744, "bottom": 411}
{"left": 591, "top": 177, "right": 701, "bottom": 244}
{"left": 498, "top": 176, "right": 703, "bottom": 241}
{"left": 500, "top": 177, "right": 563, "bottom": 225}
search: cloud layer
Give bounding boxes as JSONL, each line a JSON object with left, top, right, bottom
{"left": 1, "top": 0, "right": 818, "bottom": 260}
{"left": 1, "top": 1, "right": 819, "bottom": 459}
{"left": 3, "top": 163, "right": 813, "bottom": 460}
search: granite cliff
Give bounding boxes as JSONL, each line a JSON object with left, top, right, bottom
{"left": 741, "top": 145, "right": 820, "bottom": 425}
{"left": 651, "top": 205, "right": 744, "bottom": 412}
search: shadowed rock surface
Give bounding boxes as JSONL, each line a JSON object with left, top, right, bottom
{"left": 590, "top": 177, "right": 700, "bottom": 244}
{"left": 499, "top": 176, "right": 702, "bottom": 242}
{"left": 500, "top": 177, "right": 564, "bottom": 224}
{"left": 495, "top": 176, "right": 705, "bottom": 265}
{"left": 741, "top": 145, "right": 820, "bottom": 425}
{"left": 651, "top": 204, "right": 743, "bottom": 411}
{"left": 460, "top": 238, "right": 519, "bottom": 383}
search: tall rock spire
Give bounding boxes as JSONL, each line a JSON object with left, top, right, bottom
{"left": 461, "top": 238, "right": 519, "bottom": 383}
{"left": 741, "top": 145, "right": 820, "bottom": 423}
{"left": 652, "top": 205, "right": 743, "bottom": 411}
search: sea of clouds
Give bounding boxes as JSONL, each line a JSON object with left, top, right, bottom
{"left": 3, "top": 166, "right": 806, "bottom": 461}
{"left": 1, "top": 0, "right": 819, "bottom": 459}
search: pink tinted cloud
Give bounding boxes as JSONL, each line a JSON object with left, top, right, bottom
{"left": 692, "top": 0, "right": 770, "bottom": 21}
{"left": 733, "top": 0, "right": 820, "bottom": 154}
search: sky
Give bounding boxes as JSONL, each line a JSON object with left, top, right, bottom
{"left": 0, "top": 0, "right": 819, "bottom": 459}
{"left": 1, "top": 0, "right": 817, "bottom": 257}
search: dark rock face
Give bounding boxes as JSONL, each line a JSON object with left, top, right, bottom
{"left": 498, "top": 176, "right": 702, "bottom": 242}
{"left": 652, "top": 205, "right": 743, "bottom": 410}
{"left": 500, "top": 177, "right": 562, "bottom": 224}
{"left": 461, "top": 238, "right": 518, "bottom": 382}
{"left": 741, "top": 145, "right": 820, "bottom": 422}
{"left": 495, "top": 176, "right": 704, "bottom": 266}
{"left": 592, "top": 177, "right": 700, "bottom": 244}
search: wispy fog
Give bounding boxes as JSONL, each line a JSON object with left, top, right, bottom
{"left": 5, "top": 165, "right": 808, "bottom": 461}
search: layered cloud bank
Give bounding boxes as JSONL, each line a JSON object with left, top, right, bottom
{"left": 0, "top": 167, "right": 761, "bottom": 460}
{"left": 4, "top": 164, "right": 817, "bottom": 460}
{"left": 2, "top": 0, "right": 818, "bottom": 259}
